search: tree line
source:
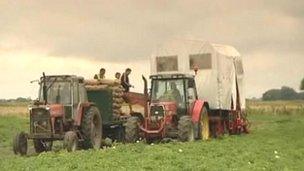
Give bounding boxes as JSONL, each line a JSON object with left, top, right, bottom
{"left": 262, "top": 78, "right": 304, "bottom": 101}
{"left": 0, "top": 97, "right": 32, "bottom": 103}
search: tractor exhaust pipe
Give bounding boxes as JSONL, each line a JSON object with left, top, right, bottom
{"left": 142, "top": 75, "right": 148, "bottom": 96}
{"left": 142, "top": 75, "right": 148, "bottom": 116}
{"left": 42, "top": 72, "right": 47, "bottom": 105}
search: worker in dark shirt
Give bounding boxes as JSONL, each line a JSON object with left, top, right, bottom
{"left": 99, "top": 68, "right": 106, "bottom": 79}
{"left": 121, "top": 68, "right": 133, "bottom": 92}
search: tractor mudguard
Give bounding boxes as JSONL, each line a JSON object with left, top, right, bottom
{"left": 191, "top": 100, "right": 208, "bottom": 123}
{"left": 74, "top": 102, "right": 94, "bottom": 126}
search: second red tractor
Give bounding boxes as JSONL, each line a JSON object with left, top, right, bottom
{"left": 125, "top": 74, "right": 210, "bottom": 142}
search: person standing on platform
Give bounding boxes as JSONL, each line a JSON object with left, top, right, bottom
{"left": 99, "top": 68, "right": 106, "bottom": 79}
{"left": 115, "top": 72, "right": 121, "bottom": 83}
{"left": 121, "top": 68, "right": 133, "bottom": 92}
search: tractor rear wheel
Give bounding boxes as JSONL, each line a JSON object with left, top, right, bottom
{"left": 125, "top": 117, "right": 139, "bottom": 143}
{"left": 33, "top": 139, "right": 53, "bottom": 153}
{"left": 199, "top": 107, "right": 210, "bottom": 140}
{"left": 63, "top": 131, "right": 78, "bottom": 152}
{"left": 13, "top": 132, "right": 28, "bottom": 156}
{"left": 81, "top": 106, "right": 102, "bottom": 149}
{"left": 178, "top": 116, "right": 195, "bottom": 142}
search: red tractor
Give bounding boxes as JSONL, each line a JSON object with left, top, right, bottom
{"left": 13, "top": 73, "right": 102, "bottom": 155}
{"left": 125, "top": 74, "right": 211, "bottom": 142}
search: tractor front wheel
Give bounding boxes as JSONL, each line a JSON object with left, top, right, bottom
{"left": 13, "top": 132, "right": 28, "bottom": 156}
{"left": 63, "top": 131, "right": 78, "bottom": 152}
{"left": 178, "top": 116, "right": 195, "bottom": 142}
{"left": 125, "top": 117, "right": 139, "bottom": 143}
{"left": 81, "top": 106, "right": 102, "bottom": 149}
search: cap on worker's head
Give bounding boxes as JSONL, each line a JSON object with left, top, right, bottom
{"left": 126, "top": 68, "right": 131, "bottom": 72}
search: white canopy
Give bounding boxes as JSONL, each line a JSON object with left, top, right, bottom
{"left": 150, "top": 39, "right": 245, "bottom": 110}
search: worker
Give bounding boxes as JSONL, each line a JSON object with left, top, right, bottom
{"left": 99, "top": 68, "right": 106, "bottom": 79}
{"left": 121, "top": 68, "right": 133, "bottom": 92}
{"left": 160, "top": 82, "right": 182, "bottom": 104}
{"left": 115, "top": 72, "right": 121, "bottom": 81}
{"left": 170, "top": 82, "right": 182, "bottom": 103}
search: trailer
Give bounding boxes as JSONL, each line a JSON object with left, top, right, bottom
{"left": 86, "top": 89, "right": 127, "bottom": 141}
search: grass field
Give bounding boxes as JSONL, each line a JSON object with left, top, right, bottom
{"left": 0, "top": 101, "right": 303, "bottom": 170}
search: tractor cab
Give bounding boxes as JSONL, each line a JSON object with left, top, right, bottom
{"left": 150, "top": 74, "right": 197, "bottom": 118}
{"left": 29, "top": 75, "right": 88, "bottom": 139}
{"left": 37, "top": 75, "right": 88, "bottom": 119}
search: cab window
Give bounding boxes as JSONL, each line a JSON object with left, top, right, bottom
{"left": 151, "top": 79, "right": 185, "bottom": 108}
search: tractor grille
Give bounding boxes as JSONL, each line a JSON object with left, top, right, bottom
{"left": 150, "top": 105, "right": 165, "bottom": 117}
{"left": 30, "top": 108, "right": 52, "bottom": 134}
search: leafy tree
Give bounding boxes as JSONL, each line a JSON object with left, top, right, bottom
{"left": 280, "top": 86, "right": 298, "bottom": 100}
{"left": 262, "top": 89, "right": 281, "bottom": 101}
{"left": 262, "top": 86, "right": 299, "bottom": 101}
{"left": 298, "top": 92, "right": 304, "bottom": 99}
{"left": 300, "top": 78, "right": 304, "bottom": 91}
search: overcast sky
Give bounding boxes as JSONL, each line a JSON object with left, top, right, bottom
{"left": 0, "top": 0, "right": 303, "bottom": 99}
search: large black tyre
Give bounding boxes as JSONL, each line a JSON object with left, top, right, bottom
{"left": 178, "top": 116, "right": 195, "bottom": 142}
{"left": 13, "top": 132, "right": 28, "bottom": 156}
{"left": 33, "top": 139, "right": 53, "bottom": 153}
{"left": 125, "top": 117, "right": 139, "bottom": 143}
{"left": 63, "top": 131, "right": 78, "bottom": 152}
{"left": 81, "top": 106, "right": 102, "bottom": 149}
{"left": 198, "top": 107, "right": 210, "bottom": 140}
